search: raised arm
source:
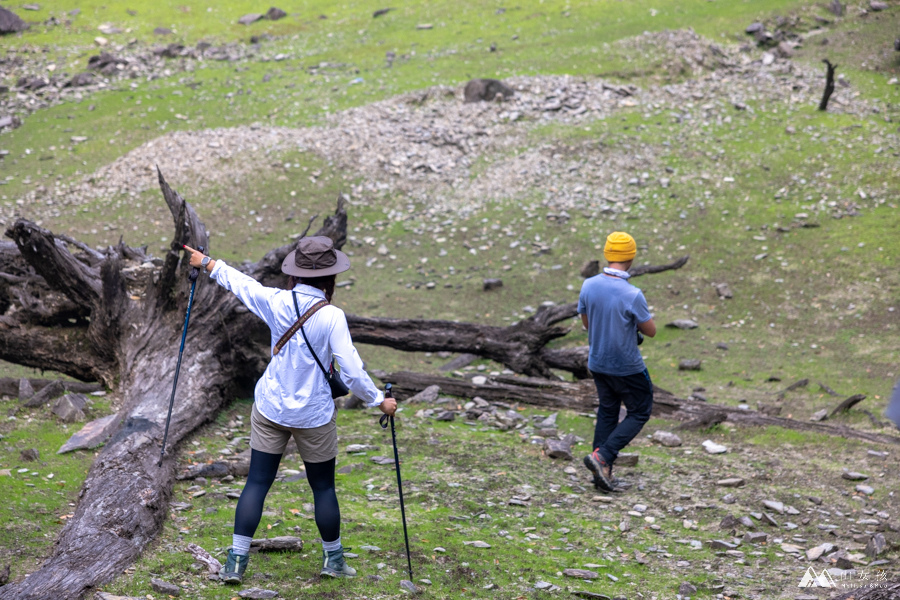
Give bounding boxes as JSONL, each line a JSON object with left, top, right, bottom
{"left": 185, "top": 245, "right": 279, "bottom": 325}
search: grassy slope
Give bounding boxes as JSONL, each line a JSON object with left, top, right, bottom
{"left": 1, "top": 0, "right": 899, "bottom": 597}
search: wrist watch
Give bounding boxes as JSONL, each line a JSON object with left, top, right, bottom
{"left": 200, "top": 256, "right": 211, "bottom": 268}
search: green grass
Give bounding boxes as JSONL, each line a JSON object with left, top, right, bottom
{"left": 2, "top": 0, "right": 900, "bottom": 595}
{"left": 90, "top": 399, "right": 895, "bottom": 599}
{"left": 0, "top": 394, "right": 112, "bottom": 578}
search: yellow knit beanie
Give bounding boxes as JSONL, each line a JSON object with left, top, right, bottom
{"left": 604, "top": 231, "right": 637, "bottom": 262}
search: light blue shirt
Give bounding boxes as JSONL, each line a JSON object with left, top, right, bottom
{"left": 578, "top": 273, "right": 652, "bottom": 376}
{"left": 210, "top": 260, "right": 384, "bottom": 428}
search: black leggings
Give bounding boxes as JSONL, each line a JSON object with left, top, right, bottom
{"left": 234, "top": 449, "right": 341, "bottom": 543}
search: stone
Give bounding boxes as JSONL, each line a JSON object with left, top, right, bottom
{"left": 238, "top": 13, "right": 263, "bottom": 25}
{"left": 810, "top": 409, "right": 828, "bottom": 421}
{"left": 710, "top": 539, "right": 737, "bottom": 550}
{"left": 18, "top": 378, "right": 34, "bottom": 401}
{"left": 679, "top": 582, "right": 698, "bottom": 596}
{"left": 651, "top": 430, "right": 682, "bottom": 447}
{"left": 580, "top": 260, "right": 600, "bottom": 278}
{"left": 95, "top": 594, "right": 144, "bottom": 600}
{"left": 19, "top": 448, "right": 39, "bottom": 462}
{"left": 149, "top": 578, "right": 180, "bottom": 596}
{"left": 400, "top": 580, "right": 418, "bottom": 593}
{"left": 616, "top": 453, "right": 639, "bottom": 467}
{"left": 762, "top": 500, "right": 784, "bottom": 514}
{"left": 482, "top": 278, "right": 503, "bottom": 291}
{"left": 719, "top": 515, "right": 740, "bottom": 530}
{"left": 370, "top": 456, "right": 395, "bottom": 465}
{"left": 744, "top": 532, "right": 767, "bottom": 544}
{"left": 713, "top": 282, "right": 733, "bottom": 299}
{"left": 265, "top": 7, "right": 287, "bottom": 20}
{"left": 702, "top": 440, "right": 727, "bottom": 454}
{"left": 52, "top": 393, "right": 88, "bottom": 423}
{"left": 544, "top": 434, "right": 577, "bottom": 460}
{"left": 841, "top": 471, "right": 869, "bottom": 481}
{"left": 463, "top": 540, "right": 491, "bottom": 548}
{"left": 563, "top": 568, "right": 599, "bottom": 579}
{"left": 775, "top": 42, "right": 794, "bottom": 58}
{"left": 760, "top": 513, "right": 779, "bottom": 527}
{"left": 679, "top": 359, "right": 702, "bottom": 371}
{"left": 65, "top": 72, "right": 94, "bottom": 87}
{"left": 745, "top": 22, "right": 764, "bottom": 34}
{"left": 434, "top": 410, "right": 455, "bottom": 422}
{"left": 408, "top": 385, "right": 440, "bottom": 403}
{"left": 0, "top": 7, "right": 28, "bottom": 34}
{"left": 806, "top": 542, "right": 834, "bottom": 560}
{"left": 24, "top": 380, "right": 66, "bottom": 407}
{"left": 865, "top": 533, "right": 886, "bottom": 558}
{"left": 855, "top": 484, "right": 874, "bottom": 496}
{"left": 870, "top": 0, "right": 888, "bottom": 10}
{"left": 373, "top": 8, "right": 393, "bottom": 18}
{"left": 666, "top": 319, "right": 699, "bottom": 329}
{"left": 463, "top": 78, "right": 514, "bottom": 103}
{"left": 716, "top": 478, "right": 745, "bottom": 487}
{"left": 534, "top": 581, "right": 553, "bottom": 590}
{"left": 153, "top": 27, "right": 172, "bottom": 35}
{"left": 238, "top": 589, "right": 278, "bottom": 599}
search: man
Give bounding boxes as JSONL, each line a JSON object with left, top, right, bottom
{"left": 579, "top": 232, "right": 656, "bottom": 492}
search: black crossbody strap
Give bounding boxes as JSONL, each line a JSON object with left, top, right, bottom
{"left": 292, "top": 292, "right": 330, "bottom": 379}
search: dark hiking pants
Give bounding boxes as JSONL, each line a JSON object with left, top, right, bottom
{"left": 591, "top": 369, "right": 653, "bottom": 465}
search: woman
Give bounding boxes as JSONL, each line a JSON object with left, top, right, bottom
{"left": 184, "top": 236, "right": 396, "bottom": 583}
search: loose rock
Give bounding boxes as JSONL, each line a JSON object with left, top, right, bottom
{"left": 58, "top": 414, "right": 120, "bottom": 454}
{"left": 702, "top": 440, "right": 727, "bottom": 454}
{"left": 666, "top": 319, "right": 699, "bottom": 329}
{"left": 651, "top": 430, "right": 683, "bottom": 447}
{"left": 463, "top": 78, "right": 514, "bottom": 103}
{"left": 563, "top": 569, "right": 599, "bottom": 579}
{"left": 238, "top": 13, "right": 263, "bottom": 25}
{"left": 51, "top": 393, "right": 88, "bottom": 423}
{"left": 238, "top": 589, "right": 278, "bottom": 599}
{"left": 679, "top": 359, "right": 702, "bottom": 371}
{"left": 0, "top": 7, "right": 28, "bottom": 34}
{"left": 149, "top": 578, "right": 180, "bottom": 596}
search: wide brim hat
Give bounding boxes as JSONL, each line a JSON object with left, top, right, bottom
{"left": 282, "top": 235, "right": 351, "bottom": 277}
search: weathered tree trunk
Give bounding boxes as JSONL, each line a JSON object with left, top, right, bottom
{"left": 0, "top": 175, "right": 348, "bottom": 600}
{"left": 819, "top": 59, "right": 837, "bottom": 111}
{"left": 377, "top": 370, "right": 900, "bottom": 446}
{"left": 350, "top": 255, "right": 689, "bottom": 379}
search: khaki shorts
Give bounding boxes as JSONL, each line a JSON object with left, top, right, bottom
{"left": 250, "top": 403, "right": 338, "bottom": 463}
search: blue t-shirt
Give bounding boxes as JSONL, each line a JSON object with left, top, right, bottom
{"left": 578, "top": 274, "right": 653, "bottom": 376}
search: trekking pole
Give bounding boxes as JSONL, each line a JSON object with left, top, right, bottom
{"left": 379, "top": 383, "right": 413, "bottom": 580}
{"left": 157, "top": 245, "right": 203, "bottom": 468}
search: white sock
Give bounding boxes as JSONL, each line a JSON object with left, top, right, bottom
{"left": 232, "top": 534, "right": 252, "bottom": 556}
{"left": 322, "top": 537, "right": 342, "bottom": 553}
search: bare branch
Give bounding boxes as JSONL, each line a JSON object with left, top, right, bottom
{"left": 0, "top": 317, "right": 109, "bottom": 383}
{"left": 155, "top": 168, "right": 210, "bottom": 307}
{"left": 5, "top": 219, "right": 102, "bottom": 310}
{"left": 629, "top": 254, "right": 690, "bottom": 277}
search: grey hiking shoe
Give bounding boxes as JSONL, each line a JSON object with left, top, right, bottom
{"left": 583, "top": 449, "right": 614, "bottom": 492}
{"left": 321, "top": 548, "right": 357, "bottom": 578}
{"left": 220, "top": 549, "right": 249, "bottom": 584}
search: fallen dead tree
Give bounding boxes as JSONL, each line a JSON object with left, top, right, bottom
{"left": 0, "top": 174, "right": 347, "bottom": 600}
{"left": 349, "top": 255, "right": 689, "bottom": 379}
{"left": 377, "top": 370, "right": 900, "bottom": 446}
